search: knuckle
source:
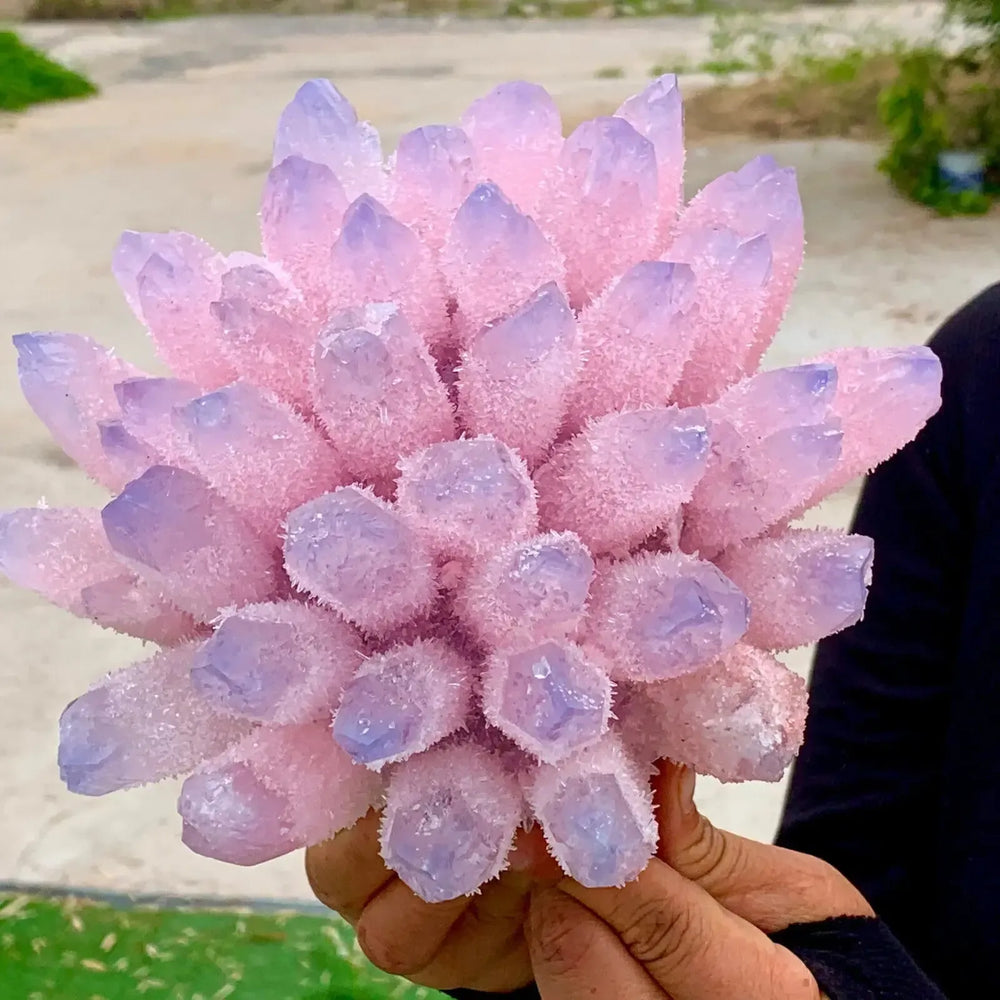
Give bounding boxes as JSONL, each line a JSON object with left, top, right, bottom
{"left": 677, "top": 817, "right": 732, "bottom": 886}
{"left": 616, "top": 895, "right": 701, "bottom": 969}
{"left": 531, "top": 895, "right": 602, "bottom": 976}
{"left": 799, "top": 855, "right": 874, "bottom": 918}
{"left": 356, "top": 912, "right": 425, "bottom": 976}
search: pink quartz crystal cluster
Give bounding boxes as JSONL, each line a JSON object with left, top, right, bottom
{"left": 3, "top": 77, "right": 942, "bottom": 901}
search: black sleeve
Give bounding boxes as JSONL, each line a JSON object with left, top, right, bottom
{"left": 771, "top": 917, "right": 947, "bottom": 1000}
{"left": 443, "top": 917, "right": 945, "bottom": 1000}
{"left": 776, "top": 286, "right": 1000, "bottom": 964}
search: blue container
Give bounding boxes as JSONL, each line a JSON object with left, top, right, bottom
{"left": 938, "top": 149, "right": 986, "bottom": 194}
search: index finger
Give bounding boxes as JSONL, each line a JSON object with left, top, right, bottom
{"left": 305, "top": 809, "right": 394, "bottom": 925}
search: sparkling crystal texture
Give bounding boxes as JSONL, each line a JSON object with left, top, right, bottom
{"left": 313, "top": 303, "right": 454, "bottom": 488}
{"left": 101, "top": 466, "right": 278, "bottom": 621}
{"left": 396, "top": 437, "right": 538, "bottom": 563}
{"left": 458, "top": 531, "right": 595, "bottom": 646}
{"left": 381, "top": 744, "right": 522, "bottom": 902}
{"left": 442, "top": 182, "right": 565, "bottom": 347}
{"left": 190, "top": 601, "right": 363, "bottom": 724}
{"left": 11, "top": 75, "right": 941, "bottom": 901}
{"left": 333, "top": 639, "right": 469, "bottom": 769}
{"left": 586, "top": 552, "right": 749, "bottom": 681}
{"left": 530, "top": 737, "right": 657, "bottom": 887}
{"left": 283, "top": 486, "right": 436, "bottom": 633}
{"left": 482, "top": 639, "right": 612, "bottom": 764}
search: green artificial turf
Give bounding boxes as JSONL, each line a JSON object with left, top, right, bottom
{"left": 0, "top": 31, "right": 98, "bottom": 112}
{"left": 0, "top": 894, "right": 445, "bottom": 1000}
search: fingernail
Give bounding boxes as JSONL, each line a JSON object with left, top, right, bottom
{"left": 676, "top": 764, "right": 696, "bottom": 817}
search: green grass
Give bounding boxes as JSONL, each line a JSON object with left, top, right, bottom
{"left": 594, "top": 65, "right": 625, "bottom": 79}
{"left": 0, "top": 894, "right": 444, "bottom": 1000}
{"left": 0, "top": 31, "right": 97, "bottom": 112}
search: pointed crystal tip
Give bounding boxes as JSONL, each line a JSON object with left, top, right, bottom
{"left": 180, "top": 762, "right": 295, "bottom": 865}
{"left": 58, "top": 690, "right": 121, "bottom": 796}
{"left": 13, "top": 332, "right": 82, "bottom": 376}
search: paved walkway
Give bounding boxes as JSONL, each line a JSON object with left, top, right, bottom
{"left": 2, "top": 9, "right": 999, "bottom": 901}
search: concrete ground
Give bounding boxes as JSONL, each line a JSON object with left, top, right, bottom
{"left": 2, "top": 8, "right": 999, "bottom": 903}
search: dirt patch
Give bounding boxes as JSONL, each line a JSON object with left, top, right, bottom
{"left": 683, "top": 57, "right": 895, "bottom": 141}
{"left": 565, "top": 53, "right": 897, "bottom": 143}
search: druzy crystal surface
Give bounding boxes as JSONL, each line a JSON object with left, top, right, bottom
{"left": 7, "top": 75, "right": 942, "bottom": 900}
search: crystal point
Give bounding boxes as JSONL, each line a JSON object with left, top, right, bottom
{"left": 333, "top": 639, "right": 469, "bottom": 768}
{"left": 569, "top": 260, "right": 698, "bottom": 428}
{"left": 390, "top": 125, "right": 477, "bottom": 250}
{"left": 396, "top": 437, "right": 538, "bottom": 563}
{"left": 260, "top": 155, "right": 348, "bottom": 301}
{"left": 381, "top": 744, "right": 522, "bottom": 902}
{"left": 460, "top": 81, "right": 563, "bottom": 213}
{"left": 181, "top": 724, "right": 382, "bottom": 865}
{"left": 283, "top": 486, "right": 436, "bottom": 633}
{"left": 330, "top": 195, "right": 446, "bottom": 344}
{"left": 210, "top": 262, "right": 316, "bottom": 410}
{"left": 15, "top": 332, "right": 144, "bottom": 485}
{"left": 442, "top": 182, "right": 565, "bottom": 347}
{"left": 623, "top": 645, "right": 808, "bottom": 783}
{"left": 459, "top": 531, "right": 595, "bottom": 646}
{"left": 313, "top": 303, "right": 454, "bottom": 488}
{"left": 585, "top": 551, "right": 748, "bottom": 681}
{"left": 717, "top": 529, "right": 873, "bottom": 649}
{"left": 174, "top": 381, "right": 342, "bottom": 538}
{"left": 538, "top": 116, "right": 658, "bottom": 306}
{"left": 102, "top": 466, "right": 277, "bottom": 621}
{"left": 272, "top": 79, "right": 383, "bottom": 199}
{"left": 191, "top": 601, "right": 362, "bottom": 724}
{"left": 803, "top": 346, "right": 943, "bottom": 505}
{"left": 535, "top": 407, "right": 710, "bottom": 555}
{"left": 483, "top": 639, "right": 612, "bottom": 763}
{"left": 459, "top": 282, "right": 579, "bottom": 464}
{"left": 58, "top": 645, "right": 250, "bottom": 796}
{"left": 673, "top": 157, "right": 803, "bottom": 363}
{"left": 616, "top": 74, "right": 685, "bottom": 237}
{"left": 530, "top": 737, "right": 656, "bottom": 887}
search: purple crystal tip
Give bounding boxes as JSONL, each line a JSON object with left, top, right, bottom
{"left": 333, "top": 674, "right": 419, "bottom": 765}
{"left": 545, "top": 774, "right": 649, "bottom": 887}
{"left": 58, "top": 690, "right": 121, "bottom": 796}
{"left": 385, "top": 792, "right": 503, "bottom": 903}
{"left": 190, "top": 618, "right": 296, "bottom": 720}
{"left": 102, "top": 465, "right": 215, "bottom": 571}
{"left": 179, "top": 762, "right": 294, "bottom": 866}
{"left": 13, "top": 332, "right": 80, "bottom": 377}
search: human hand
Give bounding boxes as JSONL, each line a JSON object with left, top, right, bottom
{"left": 306, "top": 808, "right": 561, "bottom": 992}
{"left": 307, "top": 761, "right": 872, "bottom": 995}
{"left": 526, "top": 761, "right": 873, "bottom": 999}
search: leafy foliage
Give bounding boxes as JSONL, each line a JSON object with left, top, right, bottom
{"left": 877, "top": 45, "right": 999, "bottom": 214}
{"left": 0, "top": 31, "right": 97, "bottom": 112}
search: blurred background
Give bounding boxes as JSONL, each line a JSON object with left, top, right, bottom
{"left": 1, "top": 0, "right": 998, "bottom": 996}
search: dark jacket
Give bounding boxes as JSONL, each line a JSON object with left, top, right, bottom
{"left": 778, "top": 283, "right": 1000, "bottom": 999}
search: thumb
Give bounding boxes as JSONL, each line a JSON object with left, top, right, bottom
{"left": 654, "top": 760, "right": 873, "bottom": 933}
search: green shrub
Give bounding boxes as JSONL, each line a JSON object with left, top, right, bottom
{"left": 0, "top": 31, "right": 97, "bottom": 112}
{"left": 946, "top": 0, "right": 1000, "bottom": 45}
{"left": 878, "top": 46, "right": 999, "bottom": 214}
